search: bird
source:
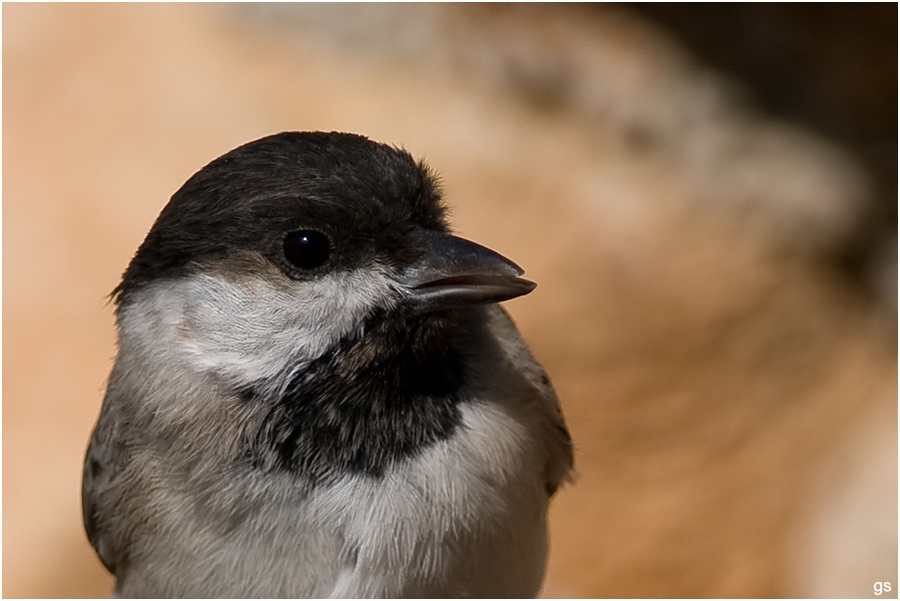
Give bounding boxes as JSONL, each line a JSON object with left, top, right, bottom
{"left": 82, "top": 131, "right": 573, "bottom": 598}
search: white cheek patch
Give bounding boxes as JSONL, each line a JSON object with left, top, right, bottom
{"left": 118, "top": 265, "right": 399, "bottom": 395}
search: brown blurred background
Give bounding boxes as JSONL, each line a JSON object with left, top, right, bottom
{"left": 4, "top": 4, "right": 897, "bottom": 598}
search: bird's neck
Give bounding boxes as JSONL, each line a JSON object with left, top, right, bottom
{"left": 241, "top": 307, "right": 480, "bottom": 484}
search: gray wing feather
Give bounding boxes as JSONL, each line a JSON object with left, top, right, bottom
{"left": 82, "top": 395, "right": 129, "bottom": 576}
{"left": 486, "top": 305, "right": 574, "bottom": 495}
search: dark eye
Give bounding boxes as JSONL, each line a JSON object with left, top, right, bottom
{"left": 283, "top": 230, "right": 331, "bottom": 270}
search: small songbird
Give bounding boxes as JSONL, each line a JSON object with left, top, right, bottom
{"left": 82, "top": 131, "right": 573, "bottom": 598}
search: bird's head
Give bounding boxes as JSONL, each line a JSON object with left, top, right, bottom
{"left": 113, "top": 132, "right": 534, "bottom": 395}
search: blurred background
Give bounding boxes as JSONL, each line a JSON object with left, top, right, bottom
{"left": 4, "top": 4, "right": 897, "bottom": 597}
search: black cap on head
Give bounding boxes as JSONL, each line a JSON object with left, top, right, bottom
{"left": 114, "top": 131, "right": 449, "bottom": 303}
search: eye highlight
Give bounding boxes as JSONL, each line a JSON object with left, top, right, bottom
{"left": 283, "top": 230, "right": 331, "bottom": 270}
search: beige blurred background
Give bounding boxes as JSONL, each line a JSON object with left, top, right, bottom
{"left": 4, "top": 4, "right": 897, "bottom": 598}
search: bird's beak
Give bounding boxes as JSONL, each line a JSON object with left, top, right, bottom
{"left": 394, "top": 228, "right": 536, "bottom": 307}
